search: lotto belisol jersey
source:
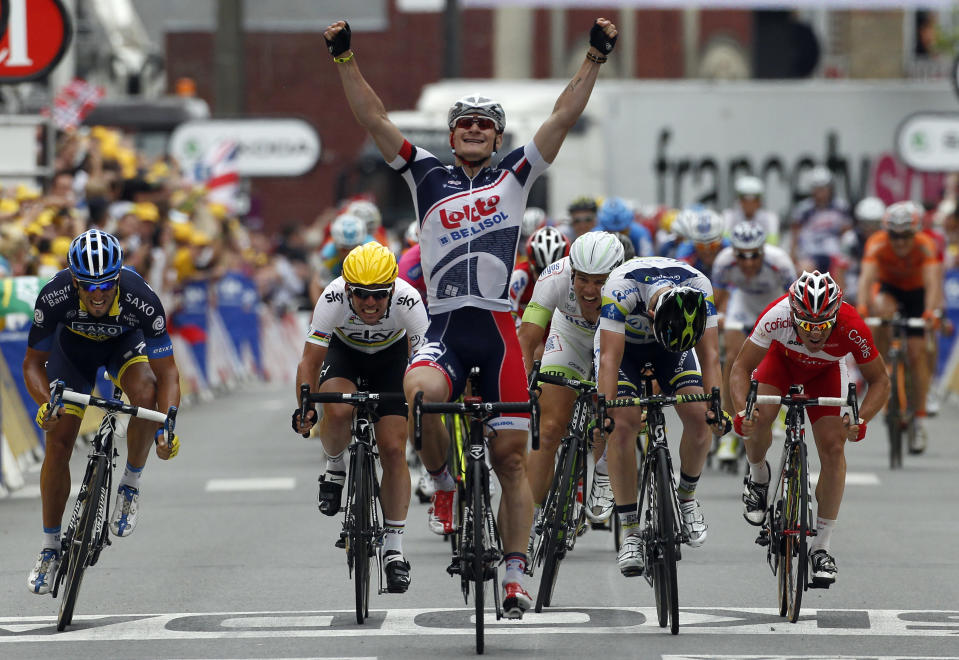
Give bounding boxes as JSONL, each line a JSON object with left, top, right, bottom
{"left": 522, "top": 257, "right": 596, "bottom": 340}
{"left": 712, "top": 244, "right": 796, "bottom": 319}
{"left": 748, "top": 295, "right": 878, "bottom": 368}
{"left": 599, "top": 256, "right": 718, "bottom": 344}
{"left": 305, "top": 277, "right": 429, "bottom": 355}
{"left": 388, "top": 140, "right": 549, "bottom": 314}
{"left": 28, "top": 268, "right": 173, "bottom": 358}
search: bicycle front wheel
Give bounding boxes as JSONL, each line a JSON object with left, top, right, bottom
{"left": 58, "top": 456, "right": 106, "bottom": 631}
{"left": 778, "top": 441, "right": 808, "bottom": 623}
{"left": 446, "top": 413, "right": 468, "bottom": 553}
{"left": 650, "top": 447, "right": 679, "bottom": 634}
{"left": 469, "top": 459, "right": 486, "bottom": 654}
{"left": 535, "top": 439, "right": 577, "bottom": 612}
{"left": 351, "top": 442, "right": 372, "bottom": 625}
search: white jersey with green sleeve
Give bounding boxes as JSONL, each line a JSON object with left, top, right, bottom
{"left": 599, "top": 256, "right": 718, "bottom": 345}
{"left": 522, "top": 257, "right": 598, "bottom": 378}
{"left": 306, "top": 277, "right": 429, "bottom": 355}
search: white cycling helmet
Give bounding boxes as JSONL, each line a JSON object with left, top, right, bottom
{"left": 447, "top": 94, "right": 506, "bottom": 133}
{"left": 346, "top": 199, "right": 382, "bottom": 234}
{"left": 854, "top": 197, "right": 885, "bottom": 224}
{"left": 522, "top": 207, "right": 546, "bottom": 237}
{"left": 734, "top": 175, "right": 764, "bottom": 198}
{"left": 526, "top": 226, "right": 570, "bottom": 270}
{"left": 883, "top": 201, "right": 922, "bottom": 233}
{"left": 569, "top": 231, "right": 625, "bottom": 275}
{"left": 730, "top": 222, "right": 766, "bottom": 251}
{"left": 808, "top": 166, "right": 832, "bottom": 190}
{"left": 330, "top": 214, "right": 367, "bottom": 250}
{"left": 404, "top": 220, "right": 420, "bottom": 246}
{"left": 673, "top": 207, "right": 724, "bottom": 243}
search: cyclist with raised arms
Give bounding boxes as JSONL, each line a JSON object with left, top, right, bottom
{"left": 730, "top": 270, "right": 889, "bottom": 586}
{"left": 711, "top": 222, "right": 796, "bottom": 463}
{"left": 517, "top": 232, "right": 625, "bottom": 547}
{"left": 857, "top": 201, "right": 941, "bottom": 453}
{"left": 25, "top": 229, "right": 180, "bottom": 594}
{"left": 324, "top": 15, "right": 618, "bottom": 618}
{"left": 293, "top": 242, "right": 428, "bottom": 593}
{"left": 596, "top": 256, "right": 727, "bottom": 576}
{"left": 509, "top": 226, "right": 570, "bottom": 327}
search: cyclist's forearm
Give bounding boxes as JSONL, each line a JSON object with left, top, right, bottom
{"left": 23, "top": 349, "right": 52, "bottom": 406}
{"left": 155, "top": 366, "right": 181, "bottom": 413}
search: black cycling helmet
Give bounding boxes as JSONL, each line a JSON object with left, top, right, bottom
{"left": 652, "top": 285, "right": 707, "bottom": 352}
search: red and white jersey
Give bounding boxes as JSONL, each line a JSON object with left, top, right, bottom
{"left": 508, "top": 260, "right": 535, "bottom": 320}
{"left": 748, "top": 294, "right": 878, "bottom": 368}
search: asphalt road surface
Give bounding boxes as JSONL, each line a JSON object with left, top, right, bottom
{"left": 2, "top": 381, "right": 958, "bottom": 659}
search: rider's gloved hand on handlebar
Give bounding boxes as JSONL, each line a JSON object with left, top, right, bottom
{"left": 155, "top": 429, "right": 179, "bottom": 459}
{"left": 292, "top": 408, "right": 318, "bottom": 436}
{"left": 733, "top": 410, "right": 755, "bottom": 437}
{"left": 707, "top": 408, "right": 733, "bottom": 436}
{"left": 842, "top": 413, "right": 866, "bottom": 442}
{"left": 35, "top": 402, "right": 64, "bottom": 430}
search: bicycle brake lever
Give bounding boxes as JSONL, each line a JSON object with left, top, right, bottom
{"left": 298, "top": 383, "right": 312, "bottom": 438}
{"left": 848, "top": 382, "right": 859, "bottom": 425}
{"left": 412, "top": 391, "right": 424, "bottom": 450}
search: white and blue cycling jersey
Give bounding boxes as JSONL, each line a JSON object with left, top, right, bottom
{"left": 388, "top": 139, "right": 549, "bottom": 315}
{"left": 599, "top": 256, "right": 719, "bottom": 344}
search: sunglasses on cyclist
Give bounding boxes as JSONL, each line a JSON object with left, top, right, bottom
{"left": 793, "top": 315, "right": 835, "bottom": 333}
{"left": 350, "top": 286, "right": 392, "bottom": 301}
{"left": 76, "top": 278, "right": 118, "bottom": 293}
{"left": 454, "top": 115, "right": 496, "bottom": 131}
{"left": 695, "top": 240, "right": 723, "bottom": 252}
{"left": 735, "top": 250, "right": 762, "bottom": 260}
{"left": 888, "top": 230, "right": 915, "bottom": 241}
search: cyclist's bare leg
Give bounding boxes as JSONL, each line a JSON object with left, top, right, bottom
{"left": 403, "top": 365, "right": 451, "bottom": 472}
{"left": 674, "top": 393, "right": 711, "bottom": 477}
{"left": 39, "top": 414, "right": 83, "bottom": 529}
{"left": 488, "top": 428, "right": 534, "bottom": 555}
{"left": 605, "top": 406, "right": 644, "bottom": 509}
{"left": 810, "top": 415, "right": 846, "bottom": 520}
{"left": 525, "top": 383, "right": 575, "bottom": 505}
{"left": 317, "top": 376, "right": 358, "bottom": 459}
{"left": 721, "top": 330, "right": 747, "bottom": 409}
{"left": 906, "top": 335, "right": 929, "bottom": 414}
{"left": 376, "top": 415, "right": 412, "bottom": 522}
{"left": 120, "top": 362, "right": 160, "bottom": 469}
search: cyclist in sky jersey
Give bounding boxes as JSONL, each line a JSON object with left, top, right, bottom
{"left": 324, "top": 15, "right": 618, "bottom": 618}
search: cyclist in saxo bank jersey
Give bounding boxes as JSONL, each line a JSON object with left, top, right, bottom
{"left": 24, "top": 229, "right": 180, "bottom": 595}
{"left": 325, "top": 15, "right": 618, "bottom": 618}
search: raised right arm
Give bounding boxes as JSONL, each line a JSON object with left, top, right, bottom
{"left": 325, "top": 21, "right": 405, "bottom": 161}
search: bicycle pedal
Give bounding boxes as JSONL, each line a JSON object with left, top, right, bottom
{"left": 755, "top": 530, "right": 770, "bottom": 547}
{"left": 808, "top": 580, "right": 831, "bottom": 590}
{"left": 446, "top": 562, "right": 460, "bottom": 576}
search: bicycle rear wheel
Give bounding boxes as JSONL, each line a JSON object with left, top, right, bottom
{"left": 470, "top": 459, "right": 486, "bottom": 654}
{"left": 778, "top": 441, "right": 808, "bottom": 623}
{"left": 650, "top": 447, "right": 679, "bottom": 635}
{"left": 535, "top": 439, "right": 577, "bottom": 612}
{"left": 58, "top": 456, "right": 105, "bottom": 631}
{"left": 351, "top": 442, "right": 372, "bottom": 625}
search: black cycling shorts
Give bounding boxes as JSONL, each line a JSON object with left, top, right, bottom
{"left": 45, "top": 326, "right": 149, "bottom": 416}
{"left": 319, "top": 335, "right": 408, "bottom": 418}
{"left": 879, "top": 283, "right": 925, "bottom": 337}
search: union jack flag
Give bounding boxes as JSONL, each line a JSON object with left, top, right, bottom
{"left": 46, "top": 79, "right": 105, "bottom": 131}
{"left": 193, "top": 140, "right": 240, "bottom": 212}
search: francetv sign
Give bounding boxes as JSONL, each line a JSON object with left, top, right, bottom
{"left": 170, "top": 118, "right": 320, "bottom": 177}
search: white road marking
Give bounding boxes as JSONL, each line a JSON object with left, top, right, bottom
{"left": 205, "top": 478, "right": 296, "bottom": 492}
{"left": 9, "top": 484, "right": 81, "bottom": 499}
{"left": 0, "top": 607, "right": 957, "bottom": 642}
{"left": 810, "top": 471, "right": 880, "bottom": 486}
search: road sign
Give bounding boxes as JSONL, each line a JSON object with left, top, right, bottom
{"left": 894, "top": 112, "right": 959, "bottom": 172}
{"left": 0, "top": 0, "right": 72, "bottom": 83}
{"left": 169, "top": 118, "right": 321, "bottom": 177}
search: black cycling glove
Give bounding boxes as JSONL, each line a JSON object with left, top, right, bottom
{"left": 325, "top": 21, "right": 351, "bottom": 57}
{"left": 292, "top": 408, "right": 317, "bottom": 434}
{"left": 590, "top": 22, "right": 617, "bottom": 55}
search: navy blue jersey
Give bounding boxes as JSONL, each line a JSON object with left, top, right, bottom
{"left": 29, "top": 268, "right": 173, "bottom": 359}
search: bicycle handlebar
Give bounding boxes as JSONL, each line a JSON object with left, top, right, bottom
{"left": 412, "top": 392, "right": 540, "bottom": 451}
{"left": 55, "top": 381, "right": 175, "bottom": 427}
{"left": 297, "top": 383, "right": 406, "bottom": 438}
{"left": 864, "top": 316, "right": 926, "bottom": 329}
{"left": 745, "top": 379, "right": 859, "bottom": 421}
{"left": 605, "top": 387, "right": 718, "bottom": 409}
{"left": 534, "top": 369, "right": 596, "bottom": 393}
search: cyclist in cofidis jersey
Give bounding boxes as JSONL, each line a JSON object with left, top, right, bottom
{"left": 729, "top": 270, "right": 889, "bottom": 587}
{"left": 517, "top": 232, "right": 625, "bottom": 552}
{"left": 324, "top": 16, "right": 618, "bottom": 618}
{"left": 596, "top": 256, "right": 729, "bottom": 577}
{"left": 25, "top": 229, "right": 181, "bottom": 595}
{"left": 857, "top": 201, "right": 942, "bottom": 454}
{"left": 293, "top": 243, "right": 428, "bottom": 594}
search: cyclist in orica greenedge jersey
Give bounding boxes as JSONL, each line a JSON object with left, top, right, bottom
{"left": 25, "top": 229, "right": 181, "bottom": 595}
{"left": 596, "top": 256, "right": 729, "bottom": 577}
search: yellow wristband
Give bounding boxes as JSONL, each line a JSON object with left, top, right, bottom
{"left": 35, "top": 403, "right": 50, "bottom": 428}
{"left": 333, "top": 51, "right": 354, "bottom": 64}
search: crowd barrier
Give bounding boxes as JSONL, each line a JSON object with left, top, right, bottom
{"left": 0, "top": 272, "right": 306, "bottom": 496}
